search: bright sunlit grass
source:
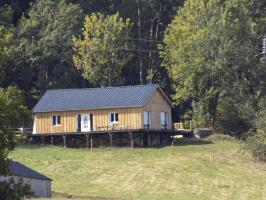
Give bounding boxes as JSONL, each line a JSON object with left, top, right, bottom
{"left": 10, "top": 137, "right": 266, "bottom": 200}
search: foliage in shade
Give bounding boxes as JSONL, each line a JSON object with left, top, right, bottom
{"left": 14, "top": 0, "right": 85, "bottom": 97}
{"left": 0, "top": 178, "right": 33, "bottom": 200}
{"left": 0, "top": 86, "right": 29, "bottom": 175}
{"left": 73, "top": 12, "right": 132, "bottom": 87}
{"left": 246, "top": 101, "right": 266, "bottom": 161}
{"left": 0, "top": 26, "right": 13, "bottom": 84}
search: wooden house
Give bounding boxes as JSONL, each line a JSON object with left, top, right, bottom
{"left": 33, "top": 84, "right": 173, "bottom": 135}
{"left": 0, "top": 161, "right": 52, "bottom": 198}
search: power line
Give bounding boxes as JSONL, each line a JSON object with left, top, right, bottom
{"left": 119, "top": 48, "right": 160, "bottom": 53}
{"left": 18, "top": 29, "right": 164, "bottom": 43}
{"left": 123, "top": 37, "right": 163, "bottom": 43}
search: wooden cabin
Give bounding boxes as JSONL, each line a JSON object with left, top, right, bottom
{"left": 32, "top": 84, "right": 173, "bottom": 135}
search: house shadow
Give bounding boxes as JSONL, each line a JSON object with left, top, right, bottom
{"left": 151, "top": 138, "right": 213, "bottom": 148}
{"left": 15, "top": 143, "right": 49, "bottom": 150}
{"left": 173, "top": 138, "right": 213, "bottom": 146}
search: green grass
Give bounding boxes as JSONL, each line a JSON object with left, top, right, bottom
{"left": 10, "top": 138, "right": 266, "bottom": 200}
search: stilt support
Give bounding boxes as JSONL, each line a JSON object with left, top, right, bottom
{"left": 51, "top": 136, "right": 54, "bottom": 146}
{"left": 63, "top": 135, "right": 67, "bottom": 148}
{"left": 109, "top": 133, "right": 113, "bottom": 147}
{"left": 90, "top": 137, "right": 93, "bottom": 151}
{"left": 41, "top": 136, "right": 45, "bottom": 145}
{"left": 85, "top": 134, "right": 89, "bottom": 148}
{"left": 129, "top": 131, "right": 134, "bottom": 149}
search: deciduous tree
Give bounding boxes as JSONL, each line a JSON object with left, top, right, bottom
{"left": 73, "top": 12, "right": 132, "bottom": 87}
{"left": 160, "top": 0, "right": 266, "bottom": 133}
{"left": 15, "top": 0, "right": 85, "bottom": 99}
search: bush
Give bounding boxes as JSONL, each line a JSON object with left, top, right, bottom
{"left": 215, "top": 98, "right": 255, "bottom": 137}
{"left": 245, "top": 102, "right": 266, "bottom": 161}
{"left": 0, "top": 178, "right": 33, "bottom": 200}
{"left": 246, "top": 135, "right": 266, "bottom": 161}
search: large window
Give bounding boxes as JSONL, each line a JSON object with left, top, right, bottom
{"left": 110, "top": 112, "right": 119, "bottom": 123}
{"left": 160, "top": 112, "right": 168, "bottom": 130}
{"left": 144, "top": 111, "right": 151, "bottom": 129}
{"left": 52, "top": 115, "right": 61, "bottom": 126}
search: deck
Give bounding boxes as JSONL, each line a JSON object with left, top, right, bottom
{"left": 27, "top": 129, "right": 192, "bottom": 148}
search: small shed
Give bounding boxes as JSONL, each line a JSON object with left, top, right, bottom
{"left": 0, "top": 161, "right": 52, "bottom": 198}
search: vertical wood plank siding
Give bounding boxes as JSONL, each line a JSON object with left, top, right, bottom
{"left": 35, "top": 108, "right": 143, "bottom": 134}
{"left": 143, "top": 89, "right": 172, "bottom": 130}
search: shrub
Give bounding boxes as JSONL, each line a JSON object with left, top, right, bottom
{"left": 0, "top": 178, "right": 33, "bottom": 200}
{"left": 245, "top": 102, "right": 266, "bottom": 161}
{"left": 246, "top": 135, "right": 266, "bottom": 161}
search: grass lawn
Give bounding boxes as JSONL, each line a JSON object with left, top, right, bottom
{"left": 10, "top": 137, "right": 266, "bottom": 200}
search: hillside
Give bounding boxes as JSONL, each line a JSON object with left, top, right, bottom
{"left": 10, "top": 138, "right": 266, "bottom": 200}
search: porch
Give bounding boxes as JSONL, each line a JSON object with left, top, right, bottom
{"left": 27, "top": 129, "right": 192, "bottom": 149}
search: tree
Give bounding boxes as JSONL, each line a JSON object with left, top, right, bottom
{"left": 0, "top": 86, "right": 29, "bottom": 175}
{"left": 73, "top": 12, "right": 132, "bottom": 87}
{"left": 14, "top": 0, "right": 85, "bottom": 102}
{"left": 160, "top": 0, "right": 266, "bottom": 133}
{"left": 112, "top": 0, "right": 184, "bottom": 87}
{"left": 0, "top": 25, "right": 13, "bottom": 85}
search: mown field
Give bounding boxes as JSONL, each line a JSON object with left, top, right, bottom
{"left": 10, "top": 136, "right": 266, "bottom": 200}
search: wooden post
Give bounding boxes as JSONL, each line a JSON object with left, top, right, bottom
{"left": 172, "top": 140, "right": 174, "bottom": 155}
{"left": 129, "top": 131, "right": 133, "bottom": 149}
{"left": 63, "top": 135, "right": 67, "bottom": 148}
{"left": 90, "top": 137, "right": 93, "bottom": 151}
{"left": 41, "top": 136, "right": 45, "bottom": 145}
{"left": 131, "top": 139, "right": 134, "bottom": 149}
{"left": 51, "top": 136, "right": 54, "bottom": 146}
{"left": 109, "top": 133, "right": 113, "bottom": 147}
{"left": 141, "top": 132, "right": 144, "bottom": 147}
{"left": 85, "top": 134, "right": 89, "bottom": 148}
{"left": 190, "top": 120, "right": 192, "bottom": 130}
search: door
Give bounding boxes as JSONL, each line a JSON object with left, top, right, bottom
{"left": 81, "top": 114, "right": 91, "bottom": 132}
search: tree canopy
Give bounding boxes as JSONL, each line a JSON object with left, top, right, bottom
{"left": 160, "top": 0, "right": 266, "bottom": 134}
{"left": 73, "top": 13, "right": 132, "bottom": 87}
{"left": 13, "top": 0, "right": 85, "bottom": 101}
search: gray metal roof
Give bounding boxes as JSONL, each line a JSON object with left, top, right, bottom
{"left": 9, "top": 161, "right": 52, "bottom": 181}
{"left": 33, "top": 84, "right": 166, "bottom": 113}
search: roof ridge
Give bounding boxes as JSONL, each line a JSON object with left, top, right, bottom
{"left": 45, "top": 84, "right": 159, "bottom": 92}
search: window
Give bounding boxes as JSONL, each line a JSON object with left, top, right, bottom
{"left": 52, "top": 115, "right": 61, "bottom": 126}
{"left": 110, "top": 112, "right": 119, "bottom": 123}
{"left": 160, "top": 112, "right": 168, "bottom": 130}
{"left": 144, "top": 111, "right": 151, "bottom": 129}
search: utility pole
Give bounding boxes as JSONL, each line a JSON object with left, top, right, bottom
{"left": 262, "top": 37, "right": 266, "bottom": 56}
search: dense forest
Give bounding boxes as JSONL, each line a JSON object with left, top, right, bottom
{"left": 0, "top": 0, "right": 266, "bottom": 164}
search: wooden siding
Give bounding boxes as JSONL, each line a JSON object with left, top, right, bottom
{"left": 35, "top": 108, "right": 143, "bottom": 134}
{"left": 143, "top": 89, "right": 172, "bottom": 130}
